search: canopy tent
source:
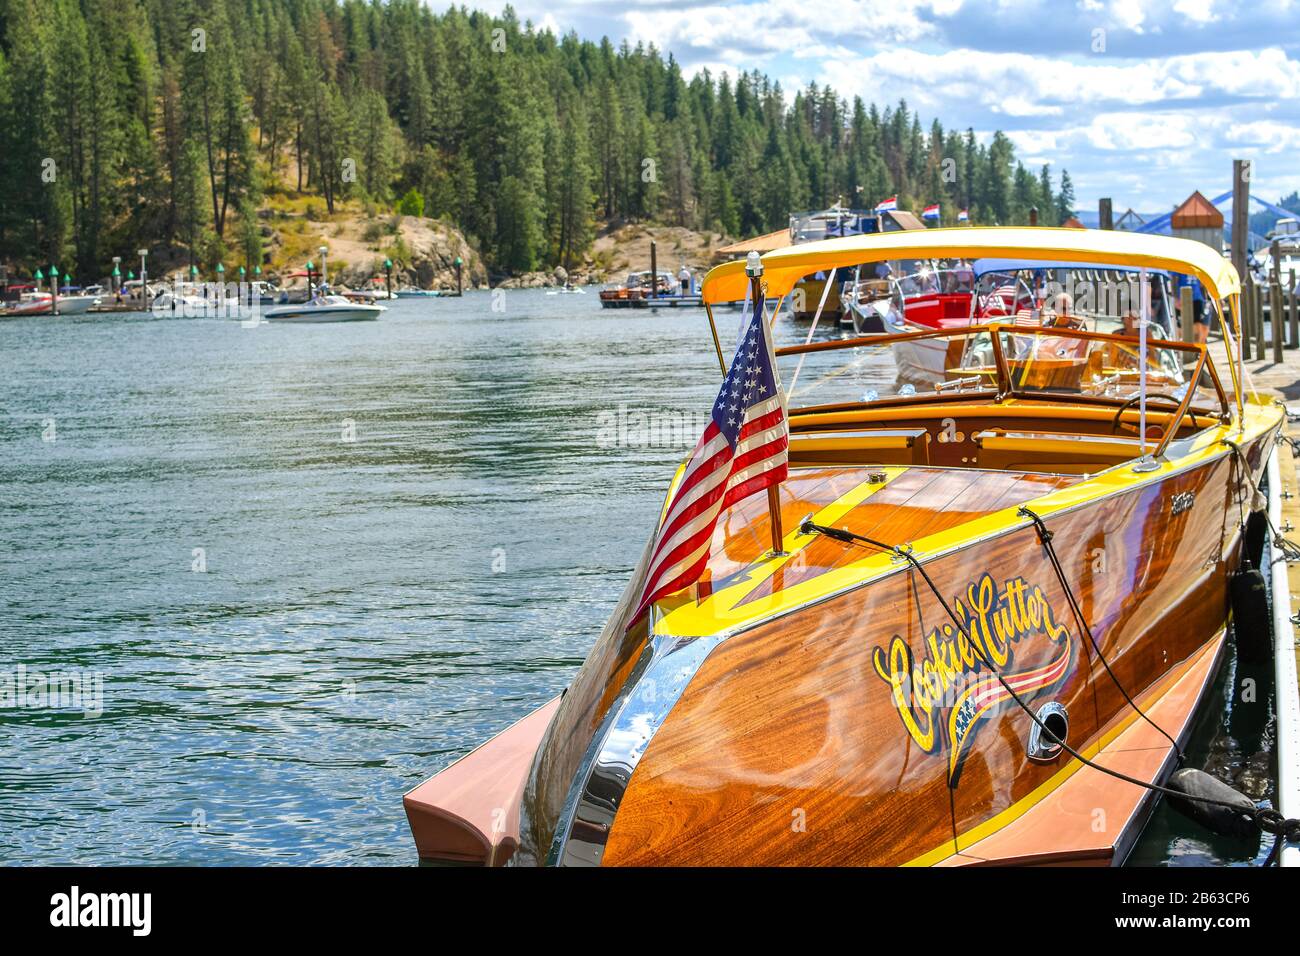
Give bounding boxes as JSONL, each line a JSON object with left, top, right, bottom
{"left": 1136, "top": 189, "right": 1296, "bottom": 252}
{"left": 715, "top": 229, "right": 791, "bottom": 258}
{"left": 700, "top": 226, "right": 1239, "bottom": 305}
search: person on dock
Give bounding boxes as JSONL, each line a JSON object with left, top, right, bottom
{"left": 678, "top": 264, "right": 691, "bottom": 296}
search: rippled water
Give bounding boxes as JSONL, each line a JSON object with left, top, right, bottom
{"left": 0, "top": 291, "right": 1275, "bottom": 865}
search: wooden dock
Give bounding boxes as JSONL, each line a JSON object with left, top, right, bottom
{"left": 1227, "top": 330, "right": 1300, "bottom": 866}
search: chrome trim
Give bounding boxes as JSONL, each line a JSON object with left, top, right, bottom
{"left": 547, "top": 633, "right": 723, "bottom": 866}
{"left": 1027, "top": 702, "right": 1069, "bottom": 762}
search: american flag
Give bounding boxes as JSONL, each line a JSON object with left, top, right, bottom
{"left": 631, "top": 292, "right": 789, "bottom": 624}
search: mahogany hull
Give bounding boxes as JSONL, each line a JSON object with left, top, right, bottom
{"left": 516, "top": 419, "right": 1279, "bottom": 866}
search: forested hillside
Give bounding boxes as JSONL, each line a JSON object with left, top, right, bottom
{"left": 0, "top": 0, "right": 1075, "bottom": 279}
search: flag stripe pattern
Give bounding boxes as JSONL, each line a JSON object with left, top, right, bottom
{"left": 631, "top": 291, "right": 789, "bottom": 624}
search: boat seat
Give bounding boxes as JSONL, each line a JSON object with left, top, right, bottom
{"left": 789, "top": 427, "right": 930, "bottom": 466}
{"left": 972, "top": 430, "right": 1146, "bottom": 474}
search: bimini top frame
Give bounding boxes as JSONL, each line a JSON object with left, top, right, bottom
{"left": 701, "top": 226, "right": 1247, "bottom": 419}
{"left": 700, "top": 226, "right": 1240, "bottom": 306}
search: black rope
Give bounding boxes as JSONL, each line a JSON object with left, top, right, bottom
{"left": 1017, "top": 506, "right": 1184, "bottom": 760}
{"left": 798, "top": 517, "right": 1300, "bottom": 860}
{"left": 1224, "top": 438, "right": 1300, "bottom": 562}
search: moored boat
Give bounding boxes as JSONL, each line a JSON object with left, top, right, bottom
{"left": 405, "top": 226, "right": 1280, "bottom": 866}
{"left": 52, "top": 293, "right": 102, "bottom": 315}
{"left": 790, "top": 205, "right": 926, "bottom": 321}
{"left": 5, "top": 290, "right": 55, "bottom": 315}
{"left": 598, "top": 271, "right": 677, "bottom": 308}
{"left": 265, "top": 293, "right": 384, "bottom": 322}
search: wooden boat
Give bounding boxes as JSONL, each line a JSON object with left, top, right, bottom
{"left": 598, "top": 271, "right": 678, "bottom": 308}
{"left": 405, "top": 226, "right": 1281, "bottom": 866}
{"left": 791, "top": 206, "right": 926, "bottom": 322}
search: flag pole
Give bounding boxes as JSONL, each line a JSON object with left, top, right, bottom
{"left": 746, "top": 251, "right": 786, "bottom": 557}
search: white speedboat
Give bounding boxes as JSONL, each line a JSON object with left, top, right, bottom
{"left": 151, "top": 290, "right": 239, "bottom": 316}
{"left": 265, "top": 294, "right": 384, "bottom": 322}
{"left": 395, "top": 287, "right": 441, "bottom": 298}
{"left": 54, "top": 294, "right": 102, "bottom": 315}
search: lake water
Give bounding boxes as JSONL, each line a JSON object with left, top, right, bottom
{"left": 0, "top": 291, "right": 1276, "bottom": 864}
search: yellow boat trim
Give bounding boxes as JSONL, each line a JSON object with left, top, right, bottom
{"left": 653, "top": 403, "right": 1279, "bottom": 639}
{"left": 653, "top": 468, "right": 907, "bottom": 623}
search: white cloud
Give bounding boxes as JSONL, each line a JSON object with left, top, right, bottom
{"left": 1172, "top": 0, "right": 1220, "bottom": 23}
{"left": 487, "top": 0, "right": 1300, "bottom": 205}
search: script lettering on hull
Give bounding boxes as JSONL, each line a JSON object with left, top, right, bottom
{"left": 871, "top": 573, "right": 1074, "bottom": 787}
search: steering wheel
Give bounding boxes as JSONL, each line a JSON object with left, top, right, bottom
{"left": 1110, "top": 394, "right": 1183, "bottom": 438}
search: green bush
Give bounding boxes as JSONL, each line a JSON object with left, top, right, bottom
{"left": 397, "top": 188, "right": 425, "bottom": 218}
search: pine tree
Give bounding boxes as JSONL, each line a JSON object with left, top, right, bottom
{"left": 0, "top": 0, "right": 1069, "bottom": 277}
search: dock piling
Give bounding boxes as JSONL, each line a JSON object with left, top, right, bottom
{"left": 1290, "top": 269, "right": 1299, "bottom": 351}
{"left": 1274, "top": 280, "right": 1285, "bottom": 364}
{"left": 1255, "top": 281, "right": 1267, "bottom": 361}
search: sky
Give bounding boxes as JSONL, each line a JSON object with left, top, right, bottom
{"left": 487, "top": 0, "right": 1300, "bottom": 215}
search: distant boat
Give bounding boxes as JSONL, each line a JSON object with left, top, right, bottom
{"left": 598, "top": 271, "right": 680, "bottom": 308}
{"left": 3, "top": 288, "right": 101, "bottom": 315}
{"left": 342, "top": 287, "right": 398, "bottom": 303}
{"left": 53, "top": 294, "right": 102, "bottom": 315}
{"left": 6, "top": 291, "right": 54, "bottom": 315}
{"left": 395, "top": 287, "right": 441, "bottom": 298}
{"left": 151, "top": 289, "right": 238, "bottom": 315}
{"left": 265, "top": 294, "right": 384, "bottom": 323}
{"left": 546, "top": 285, "right": 586, "bottom": 295}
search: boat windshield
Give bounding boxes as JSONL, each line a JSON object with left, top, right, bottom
{"left": 778, "top": 324, "right": 1225, "bottom": 417}
{"left": 782, "top": 328, "right": 999, "bottom": 408}
{"left": 846, "top": 261, "right": 975, "bottom": 311}
{"left": 974, "top": 268, "right": 1177, "bottom": 335}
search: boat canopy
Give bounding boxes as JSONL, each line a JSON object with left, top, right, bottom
{"left": 700, "top": 227, "right": 1239, "bottom": 305}
{"left": 971, "top": 257, "right": 1170, "bottom": 278}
